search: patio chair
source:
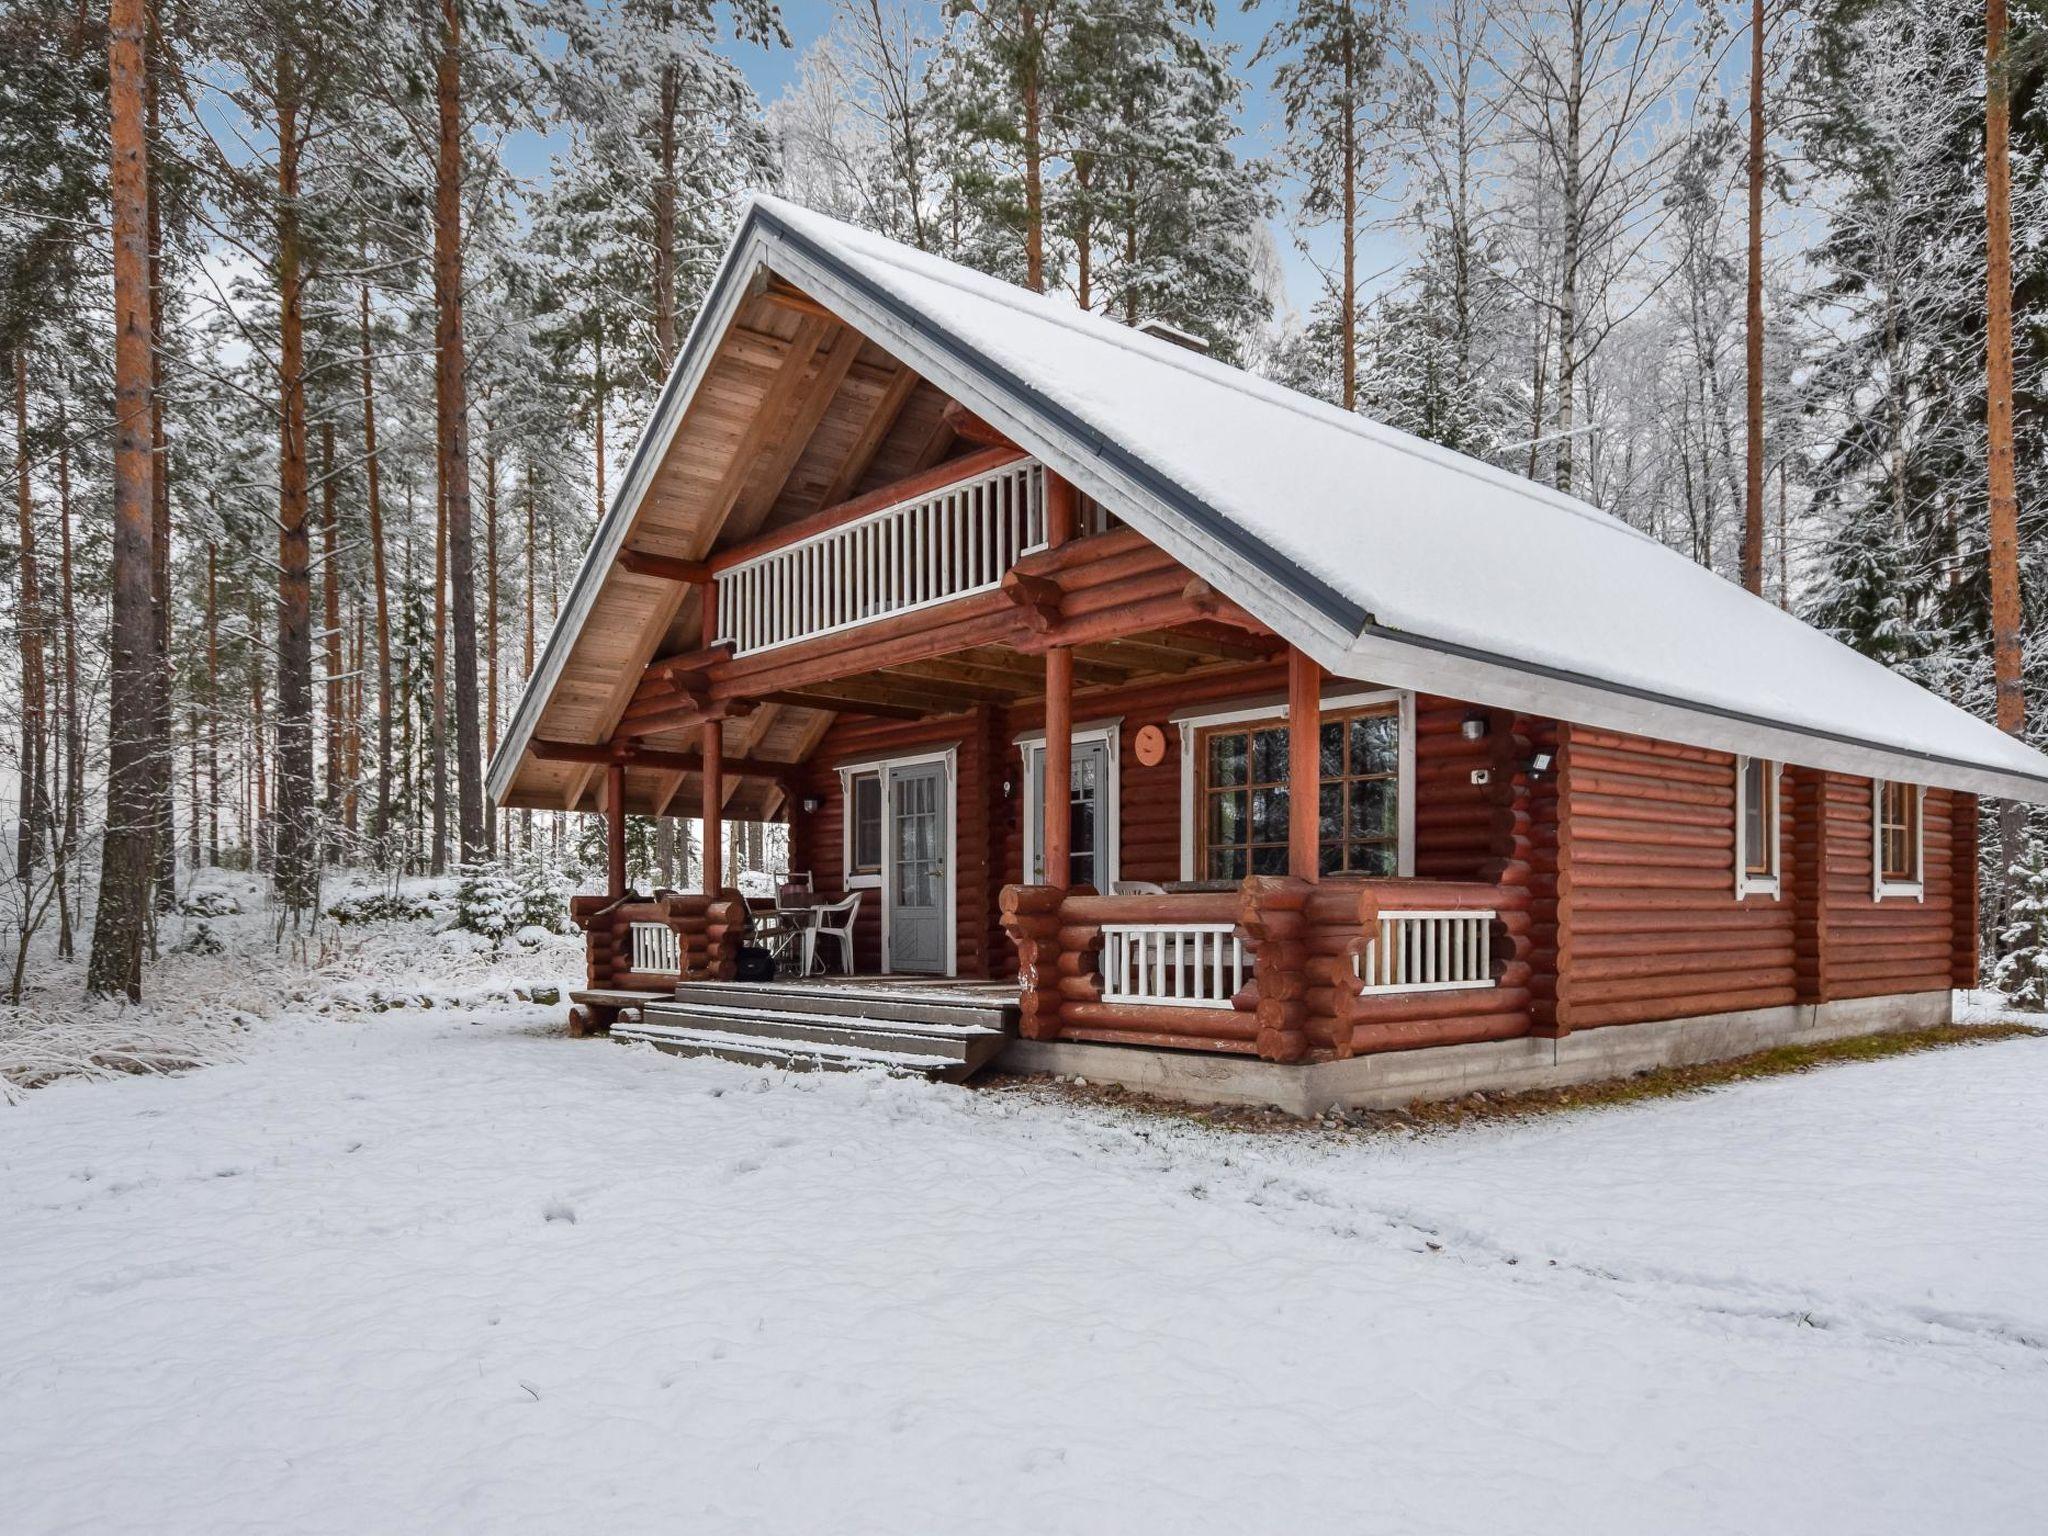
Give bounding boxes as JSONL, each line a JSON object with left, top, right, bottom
{"left": 809, "top": 891, "right": 863, "bottom": 976}
{"left": 1112, "top": 880, "right": 1167, "bottom": 895}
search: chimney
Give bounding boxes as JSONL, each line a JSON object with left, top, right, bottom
{"left": 1135, "top": 318, "right": 1210, "bottom": 355}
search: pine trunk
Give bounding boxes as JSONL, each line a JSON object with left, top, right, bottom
{"left": 435, "top": 0, "right": 486, "bottom": 865}
{"left": 13, "top": 349, "right": 48, "bottom": 910}
{"left": 147, "top": 36, "right": 175, "bottom": 915}
{"left": 1740, "top": 0, "right": 1766, "bottom": 595}
{"left": 1986, "top": 0, "right": 2027, "bottom": 932}
{"left": 89, "top": 0, "right": 158, "bottom": 999}
{"left": 56, "top": 420, "right": 80, "bottom": 954}
{"left": 272, "top": 69, "right": 318, "bottom": 913}
{"left": 359, "top": 279, "right": 394, "bottom": 859}
{"left": 321, "top": 420, "right": 342, "bottom": 853}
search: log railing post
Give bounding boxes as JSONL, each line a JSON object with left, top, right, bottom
{"left": 700, "top": 580, "right": 723, "bottom": 896}
{"left": 1001, "top": 884, "right": 1068, "bottom": 1039}
{"left": 1238, "top": 875, "right": 1313, "bottom": 1062}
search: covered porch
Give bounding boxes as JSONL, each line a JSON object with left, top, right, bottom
{"left": 561, "top": 454, "right": 1530, "bottom": 1066}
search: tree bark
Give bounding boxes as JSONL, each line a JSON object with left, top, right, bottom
{"left": 13, "top": 349, "right": 48, "bottom": 914}
{"left": 206, "top": 543, "right": 219, "bottom": 865}
{"left": 1740, "top": 0, "right": 1766, "bottom": 594}
{"left": 358, "top": 278, "right": 394, "bottom": 859}
{"left": 321, "top": 420, "right": 342, "bottom": 854}
{"left": 435, "top": 0, "right": 486, "bottom": 864}
{"left": 1986, "top": 0, "right": 2027, "bottom": 920}
{"left": 1340, "top": 16, "right": 1357, "bottom": 412}
{"left": 56, "top": 415, "right": 80, "bottom": 954}
{"left": 1023, "top": 1, "right": 1044, "bottom": 292}
{"left": 432, "top": 480, "right": 448, "bottom": 874}
{"left": 147, "top": 25, "right": 174, "bottom": 914}
{"left": 89, "top": 0, "right": 158, "bottom": 998}
{"left": 272, "top": 62, "right": 317, "bottom": 912}
{"left": 484, "top": 433, "right": 499, "bottom": 853}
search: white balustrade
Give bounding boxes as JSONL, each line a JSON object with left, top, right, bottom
{"left": 629, "top": 921, "right": 681, "bottom": 976}
{"left": 1355, "top": 909, "right": 1495, "bottom": 993}
{"left": 714, "top": 458, "right": 1046, "bottom": 656}
{"left": 1100, "top": 923, "right": 1246, "bottom": 1010}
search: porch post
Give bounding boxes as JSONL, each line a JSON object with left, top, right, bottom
{"left": 1042, "top": 470, "right": 1077, "bottom": 887}
{"left": 700, "top": 580, "right": 723, "bottom": 895}
{"left": 1288, "top": 646, "right": 1322, "bottom": 881}
{"left": 605, "top": 757, "right": 627, "bottom": 900}
{"left": 701, "top": 719, "right": 724, "bottom": 895}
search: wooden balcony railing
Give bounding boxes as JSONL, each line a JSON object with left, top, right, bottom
{"left": 714, "top": 457, "right": 1046, "bottom": 656}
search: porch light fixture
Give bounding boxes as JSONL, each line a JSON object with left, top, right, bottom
{"left": 1528, "top": 751, "right": 1554, "bottom": 778}
{"left": 801, "top": 795, "right": 824, "bottom": 814}
{"left": 1460, "top": 714, "right": 1489, "bottom": 741}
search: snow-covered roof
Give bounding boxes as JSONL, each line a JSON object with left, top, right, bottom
{"left": 742, "top": 195, "right": 2048, "bottom": 802}
{"left": 490, "top": 195, "right": 2048, "bottom": 805}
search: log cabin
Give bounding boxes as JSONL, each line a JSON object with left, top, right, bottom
{"left": 487, "top": 196, "right": 2048, "bottom": 1114}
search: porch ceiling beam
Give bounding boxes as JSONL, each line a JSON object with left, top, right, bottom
{"left": 529, "top": 737, "right": 790, "bottom": 780}
{"left": 817, "top": 364, "right": 921, "bottom": 510}
{"left": 699, "top": 314, "right": 833, "bottom": 537}
{"left": 617, "top": 549, "right": 714, "bottom": 585}
{"left": 752, "top": 271, "right": 839, "bottom": 324}
{"left": 936, "top": 398, "right": 1019, "bottom": 451}
{"left": 753, "top": 688, "right": 931, "bottom": 721}
{"left": 727, "top": 322, "right": 868, "bottom": 535}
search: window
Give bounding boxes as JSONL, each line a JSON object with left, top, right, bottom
{"left": 1018, "top": 724, "right": 1119, "bottom": 890}
{"left": 849, "top": 771, "right": 882, "bottom": 876}
{"left": 1194, "top": 704, "right": 1401, "bottom": 880}
{"left": 1734, "top": 757, "right": 1780, "bottom": 899}
{"left": 1873, "top": 779, "right": 1923, "bottom": 899}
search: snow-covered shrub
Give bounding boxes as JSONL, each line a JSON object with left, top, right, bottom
{"left": 1993, "top": 839, "right": 2048, "bottom": 1010}
{"left": 328, "top": 889, "right": 437, "bottom": 926}
{"left": 512, "top": 851, "right": 570, "bottom": 933}
{"left": 179, "top": 887, "right": 243, "bottom": 918}
{"left": 454, "top": 863, "right": 525, "bottom": 943}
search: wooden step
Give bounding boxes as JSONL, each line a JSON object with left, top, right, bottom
{"left": 671, "top": 980, "right": 1019, "bottom": 1031}
{"left": 618, "top": 995, "right": 1012, "bottom": 1082}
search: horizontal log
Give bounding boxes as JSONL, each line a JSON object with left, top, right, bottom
{"left": 1061, "top": 1027, "right": 1260, "bottom": 1054}
{"left": 618, "top": 549, "right": 713, "bottom": 584}
{"left": 1062, "top": 1001, "right": 1260, "bottom": 1039}
{"left": 1351, "top": 1012, "right": 1532, "bottom": 1054}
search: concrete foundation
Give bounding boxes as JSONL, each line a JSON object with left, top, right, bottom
{"left": 995, "top": 991, "right": 1956, "bottom": 1117}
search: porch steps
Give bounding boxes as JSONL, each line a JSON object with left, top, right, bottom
{"left": 613, "top": 982, "right": 1016, "bottom": 1082}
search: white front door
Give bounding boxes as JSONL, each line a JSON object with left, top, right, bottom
{"left": 885, "top": 760, "right": 949, "bottom": 973}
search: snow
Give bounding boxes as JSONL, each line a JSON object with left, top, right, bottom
{"left": 5, "top": 986, "right": 2047, "bottom": 1532}
{"left": 750, "top": 196, "right": 2048, "bottom": 798}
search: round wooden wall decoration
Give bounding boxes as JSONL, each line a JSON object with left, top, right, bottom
{"left": 1133, "top": 724, "right": 1168, "bottom": 767}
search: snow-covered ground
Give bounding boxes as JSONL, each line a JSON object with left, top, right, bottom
{"left": 4, "top": 971, "right": 2046, "bottom": 1535}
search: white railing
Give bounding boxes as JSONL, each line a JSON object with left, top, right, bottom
{"left": 629, "top": 921, "right": 681, "bottom": 976}
{"left": 1355, "top": 910, "right": 1495, "bottom": 994}
{"left": 1101, "top": 923, "right": 1246, "bottom": 1010}
{"left": 715, "top": 458, "right": 1046, "bottom": 656}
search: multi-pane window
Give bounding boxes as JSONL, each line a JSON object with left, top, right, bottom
{"left": 1196, "top": 705, "right": 1400, "bottom": 880}
{"left": 1877, "top": 779, "right": 1920, "bottom": 885}
{"left": 849, "top": 771, "right": 883, "bottom": 875}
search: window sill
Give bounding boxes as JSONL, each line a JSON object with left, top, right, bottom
{"left": 1874, "top": 880, "right": 1924, "bottom": 904}
{"left": 845, "top": 872, "right": 882, "bottom": 891}
{"left": 1735, "top": 874, "right": 1780, "bottom": 901}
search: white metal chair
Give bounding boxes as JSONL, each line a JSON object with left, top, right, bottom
{"left": 808, "top": 891, "right": 863, "bottom": 975}
{"left": 1113, "top": 880, "right": 1167, "bottom": 895}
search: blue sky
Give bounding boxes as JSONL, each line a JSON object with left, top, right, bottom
{"left": 504, "top": 0, "right": 1404, "bottom": 322}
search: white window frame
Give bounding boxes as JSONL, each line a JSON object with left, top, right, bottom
{"left": 1733, "top": 756, "right": 1781, "bottom": 901}
{"left": 1015, "top": 718, "right": 1122, "bottom": 889}
{"left": 1871, "top": 779, "right": 1926, "bottom": 903}
{"left": 838, "top": 767, "right": 885, "bottom": 889}
{"left": 1173, "top": 689, "right": 1416, "bottom": 882}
